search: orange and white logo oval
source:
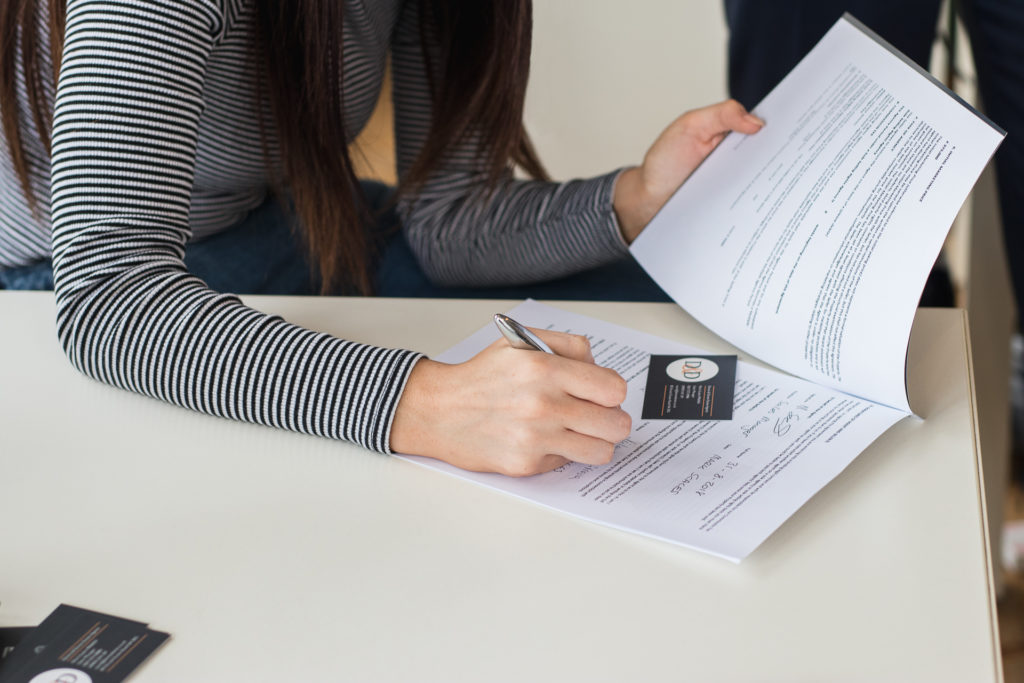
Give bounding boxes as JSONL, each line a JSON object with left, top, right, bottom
{"left": 666, "top": 357, "right": 719, "bottom": 383}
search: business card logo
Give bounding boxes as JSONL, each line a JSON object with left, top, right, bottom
{"left": 29, "top": 669, "right": 92, "bottom": 683}
{"left": 666, "top": 357, "right": 720, "bottom": 383}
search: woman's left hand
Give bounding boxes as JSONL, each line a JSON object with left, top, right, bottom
{"left": 613, "top": 99, "right": 764, "bottom": 243}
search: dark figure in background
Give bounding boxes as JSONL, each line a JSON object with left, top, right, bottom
{"left": 723, "top": 0, "right": 1024, "bottom": 312}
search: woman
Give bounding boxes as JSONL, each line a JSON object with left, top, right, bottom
{"left": 0, "top": 0, "right": 762, "bottom": 475}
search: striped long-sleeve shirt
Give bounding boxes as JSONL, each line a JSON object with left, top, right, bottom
{"left": 1, "top": 0, "right": 629, "bottom": 453}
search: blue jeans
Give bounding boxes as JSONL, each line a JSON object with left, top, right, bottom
{"left": 0, "top": 196, "right": 319, "bottom": 294}
{"left": 1, "top": 182, "right": 670, "bottom": 302}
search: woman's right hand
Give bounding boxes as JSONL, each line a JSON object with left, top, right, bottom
{"left": 390, "top": 329, "right": 632, "bottom": 476}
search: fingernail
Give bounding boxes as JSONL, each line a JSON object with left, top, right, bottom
{"left": 745, "top": 113, "right": 765, "bottom": 126}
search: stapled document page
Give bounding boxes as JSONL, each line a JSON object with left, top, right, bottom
{"left": 396, "top": 300, "right": 907, "bottom": 562}
{"left": 395, "top": 16, "right": 1000, "bottom": 562}
{"left": 630, "top": 15, "right": 1004, "bottom": 412}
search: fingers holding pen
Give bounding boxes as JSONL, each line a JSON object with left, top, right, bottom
{"left": 518, "top": 328, "right": 628, "bottom": 407}
{"left": 501, "top": 347, "right": 628, "bottom": 417}
{"left": 499, "top": 407, "right": 626, "bottom": 474}
{"left": 560, "top": 363, "right": 628, "bottom": 408}
{"left": 504, "top": 360, "right": 631, "bottom": 471}
{"left": 546, "top": 429, "right": 620, "bottom": 468}
{"left": 563, "top": 400, "right": 632, "bottom": 446}
{"left": 391, "top": 320, "right": 634, "bottom": 477}
{"left": 510, "top": 377, "right": 631, "bottom": 443}
{"left": 528, "top": 328, "right": 594, "bottom": 363}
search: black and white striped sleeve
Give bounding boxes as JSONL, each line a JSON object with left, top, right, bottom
{"left": 49, "top": 0, "right": 421, "bottom": 453}
{"left": 390, "top": 2, "right": 631, "bottom": 288}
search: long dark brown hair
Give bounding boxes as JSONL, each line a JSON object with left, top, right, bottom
{"left": 1, "top": 0, "right": 547, "bottom": 293}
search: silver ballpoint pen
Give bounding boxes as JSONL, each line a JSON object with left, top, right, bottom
{"left": 493, "top": 313, "right": 556, "bottom": 355}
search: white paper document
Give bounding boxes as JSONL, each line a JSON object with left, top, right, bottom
{"left": 397, "top": 300, "right": 907, "bottom": 562}
{"left": 631, "top": 16, "right": 1004, "bottom": 412}
{"left": 396, "top": 17, "right": 1001, "bottom": 562}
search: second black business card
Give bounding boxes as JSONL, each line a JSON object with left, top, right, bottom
{"left": 0, "top": 605, "right": 168, "bottom": 683}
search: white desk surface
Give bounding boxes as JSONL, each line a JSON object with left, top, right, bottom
{"left": 0, "top": 292, "right": 1001, "bottom": 682}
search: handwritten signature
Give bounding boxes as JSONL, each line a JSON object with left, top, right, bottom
{"left": 773, "top": 411, "right": 799, "bottom": 437}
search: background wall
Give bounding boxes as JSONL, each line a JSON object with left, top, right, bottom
{"left": 524, "top": 0, "right": 730, "bottom": 180}
{"left": 352, "top": 0, "right": 732, "bottom": 184}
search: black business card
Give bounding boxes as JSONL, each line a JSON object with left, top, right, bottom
{"left": 641, "top": 355, "right": 737, "bottom": 420}
{"left": 0, "top": 605, "right": 168, "bottom": 683}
